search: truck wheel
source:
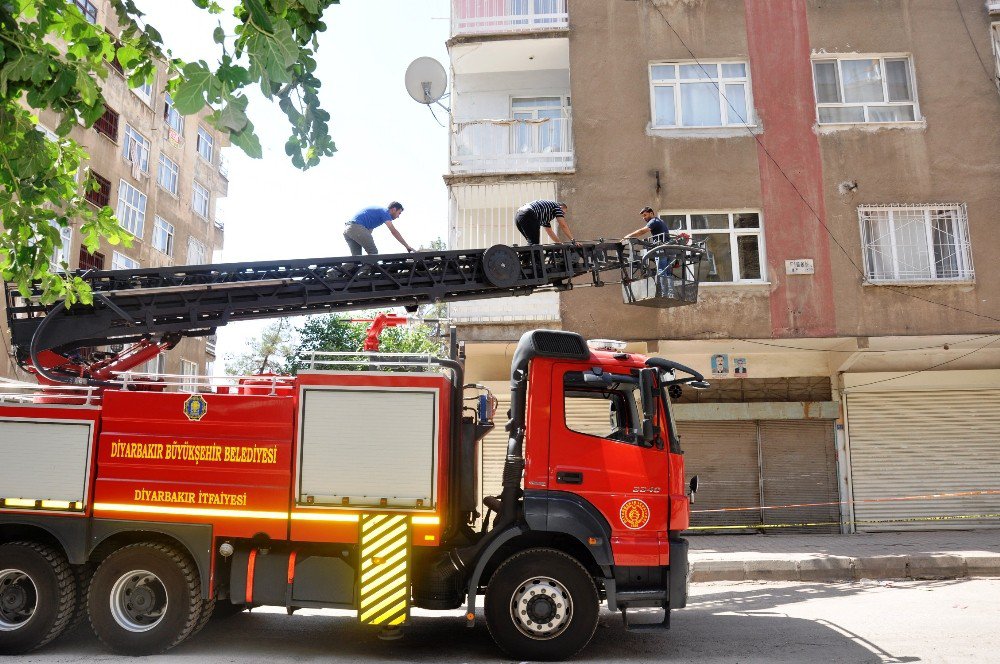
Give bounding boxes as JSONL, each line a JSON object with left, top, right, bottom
{"left": 484, "top": 548, "right": 599, "bottom": 661}
{"left": 88, "top": 543, "right": 202, "bottom": 655}
{"left": 65, "top": 564, "right": 92, "bottom": 633}
{"left": 0, "top": 542, "right": 76, "bottom": 655}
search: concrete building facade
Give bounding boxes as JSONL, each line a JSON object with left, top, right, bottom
{"left": 447, "top": 0, "right": 1000, "bottom": 532}
{"left": 1, "top": 0, "right": 228, "bottom": 385}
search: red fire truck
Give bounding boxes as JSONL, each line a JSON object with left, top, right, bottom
{"left": 0, "top": 242, "right": 706, "bottom": 660}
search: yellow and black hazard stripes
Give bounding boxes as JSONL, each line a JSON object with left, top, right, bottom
{"left": 357, "top": 513, "right": 411, "bottom": 626}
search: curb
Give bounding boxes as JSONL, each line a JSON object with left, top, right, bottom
{"left": 690, "top": 553, "right": 1000, "bottom": 583}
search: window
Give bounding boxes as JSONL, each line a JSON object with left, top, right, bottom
{"left": 79, "top": 248, "right": 105, "bottom": 271}
{"left": 116, "top": 179, "right": 147, "bottom": 237}
{"left": 859, "top": 204, "right": 973, "bottom": 283}
{"left": 50, "top": 222, "right": 73, "bottom": 271}
{"left": 649, "top": 61, "right": 753, "bottom": 128}
{"left": 511, "top": 97, "right": 570, "bottom": 154}
{"left": 186, "top": 237, "right": 208, "bottom": 265}
{"left": 812, "top": 56, "right": 919, "bottom": 124}
{"left": 563, "top": 371, "right": 646, "bottom": 446}
{"left": 72, "top": 0, "right": 97, "bottom": 23}
{"left": 192, "top": 180, "right": 210, "bottom": 218}
{"left": 664, "top": 211, "right": 765, "bottom": 283}
{"left": 157, "top": 154, "right": 179, "bottom": 195}
{"left": 122, "top": 124, "right": 150, "bottom": 173}
{"left": 94, "top": 106, "right": 119, "bottom": 140}
{"left": 180, "top": 359, "right": 199, "bottom": 393}
{"left": 36, "top": 124, "right": 58, "bottom": 142}
{"left": 112, "top": 251, "right": 140, "bottom": 271}
{"left": 133, "top": 74, "right": 154, "bottom": 105}
{"left": 164, "top": 93, "right": 184, "bottom": 135}
{"left": 144, "top": 354, "right": 166, "bottom": 375}
{"left": 85, "top": 171, "right": 112, "bottom": 208}
{"left": 152, "top": 216, "right": 175, "bottom": 256}
{"left": 196, "top": 126, "right": 214, "bottom": 163}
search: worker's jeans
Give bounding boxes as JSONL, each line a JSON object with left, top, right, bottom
{"left": 344, "top": 223, "right": 378, "bottom": 256}
{"left": 657, "top": 259, "right": 676, "bottom": 298}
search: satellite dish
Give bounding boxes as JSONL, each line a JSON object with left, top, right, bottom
{"left": 405, "top": 57, "right": 448, "bottom": 105}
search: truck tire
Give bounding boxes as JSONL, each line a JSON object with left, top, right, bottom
{"left": 88, "top": 543, "right": 202, "bottom": 655}
{"left": 0, "top": 541, "right": 76, "bottom": 655}
{"left": 189, "top": 598, "right": 216, "bottom": 637}
{"left": 484, "top": 548, "right": 599, "bottom": 661}
{"left": 65, "top": 564, "right": 92, "bottom": 633}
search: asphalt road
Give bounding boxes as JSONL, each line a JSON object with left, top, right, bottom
{"left": 21, "top": 579, "right": 1000, "bottom": 663}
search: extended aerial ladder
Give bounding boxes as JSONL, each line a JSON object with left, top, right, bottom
{"left": 4, "top": 240, "right": 705, "bottom": 386}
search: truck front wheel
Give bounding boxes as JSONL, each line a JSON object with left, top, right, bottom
{"left": 484, "top": 548, "right": 599, "bottom": 661}
{"left": 88, "top": 543, "right": 202, "bottom": 655}
{"left": 0, "top": 542, "right": 76, "bottom": 655}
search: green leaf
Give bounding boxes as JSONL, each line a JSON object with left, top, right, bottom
{"left": 116, "top": 43, "right": 142, "bottom": 70}
{"left": 172, "top": 62, "right": 216, "bottom": 114}
{"left": 244, "top": 0, "right": 275, "bottom": 33}
{"left": 75, "top": 70, "right": 99, "bottom": 105}
{"left": 213, "top": 26, "right": 225, "bottom": 44}
{"left": 245, "top": 20, "right": 298, "bottom": 85}
{"left": 213, "top": 99, "right": 250, "bottom": 132}
{"left": 229, "top": 122, "right": 263, "bottom": 159}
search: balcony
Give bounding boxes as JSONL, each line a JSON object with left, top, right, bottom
{"left": 451, "top": 116, "right": 573, "bottom": 175}
{"left": 452, "top": 0, "right": 568, "bottom": 37}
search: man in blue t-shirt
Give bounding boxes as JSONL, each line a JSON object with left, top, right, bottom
{"left": 343, "top": 202, "right": 415, "bottom": 256}
{"left": 624, "top": 206, "right": 676, "bottom": 298}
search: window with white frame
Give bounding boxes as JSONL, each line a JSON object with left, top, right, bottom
{"left": 179, "top": 359, "right": 199, "bottom": 393}
{"left": 133, "top": 73, "right": 154, "bottom": 106}
{"left": 122, "top": 124, "right": 151, "bottom": 173}
{"left": 187, "top": 236, "right": 208, "bottom": 265}
{"left": 812, "top": 56, "right": 919, "bottom": 124}
{"left": 192, "top": 180, "right": 210, "bottom": 218}
{"left": 511, "top": 97, "right": 570, "bottom": 154}
{"left": 112, "top": 251, "right": 140, "bottom": 271}
{"left": 72, "top": 0, "right": 97, "bottom": 23}
{"left": 116, "top": 179, "right": 147, "bottom": 237}
{"left": 157, "top": 154, "right": 179, "bottom": 195}
{"left": 49, "top": 222, "right": 72, "bottom": 271}
{"left": 663, "top": 211, "right": 765, "bottom": 283}
{"left": 36, "top": 124, "right": 58, "bottom": 142}
{"left": 164, "top": 93, "right": 184, "bottom": 135}
{"left": 144, "top": 354, "right": 166, "bottom": 376}
{"left": 197, "top": 126, "right": 214, "bottom": 163}
{"left": 859, "top": 204, "right": 973, "bottom": 283}
{"left": 152, "top": 216, "right": 175, "bottom": 256}
{"left": 649, "top": 61, "right": 753, "bottom": 128}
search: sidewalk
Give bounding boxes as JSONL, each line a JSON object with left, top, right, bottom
{"left": 688, "top": 530, "right": 1000, "bottom": 582}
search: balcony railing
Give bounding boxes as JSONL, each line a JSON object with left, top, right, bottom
{"left": 452, "top": 0, "right": 568, "bottom": 36}
{"left": 451, "top": 117, "right": 573, "bottom": 175}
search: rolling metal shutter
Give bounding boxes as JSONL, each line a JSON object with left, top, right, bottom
{"left": 682, "top": 421, "right": 761, "bottom": 530}
{"left": 760, "top": 421, "right": 839, "bottom": 533}
{"left": 846, "top": 390, "right": 1000, "bottom": 531}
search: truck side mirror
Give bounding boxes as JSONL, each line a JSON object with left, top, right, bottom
{"left": 688, "top": 475, "right": 699, "bottom": 504}
{"left": 638, "top": 368, "right": 659, "bottom": 445}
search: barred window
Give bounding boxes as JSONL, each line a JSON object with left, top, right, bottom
{"left": 85, "top": 171, "right": 112, "bottom": 208}
{"left": 859, "top": 204, "right": 973, "bottom": 282}
{"left": 94, "top": 107, "right": 119, "bottom": 140}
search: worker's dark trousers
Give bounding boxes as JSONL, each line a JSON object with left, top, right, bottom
{"left": 514, "top": 208, "right": 541, "bottom": 245}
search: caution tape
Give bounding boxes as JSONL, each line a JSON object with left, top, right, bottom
{"left": 690, "top": 489, "right": 1000, "bottom": 514}
{"left": 687, "top": 512, "right": 1000, "bottom": 531}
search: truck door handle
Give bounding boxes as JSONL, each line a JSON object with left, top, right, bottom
{"left": 556, "top": 471, "right": 584, "bottom": 485}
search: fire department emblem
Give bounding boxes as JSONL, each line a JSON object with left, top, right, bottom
{"left": 620, "top": 499, "right": 650, "bottom": 530}
{"left": 183, "top": 394, "right": 208, "bottom": 421}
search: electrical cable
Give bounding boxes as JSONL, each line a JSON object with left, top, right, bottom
{"left": 843, "top": 334, "right": 1000, "bottom": 391}
{"left": 952, "top": 0, "right": 1000, "bottom": 92}
{"left": 731, "top": 333, "right": 1000, "bottom": 353}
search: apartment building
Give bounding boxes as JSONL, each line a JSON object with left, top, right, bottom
{"left": 447, "top": 0, "right": 1000, "bottom": 532}
{"left": 0, "top": 0, "right": 228, "bottom": 385}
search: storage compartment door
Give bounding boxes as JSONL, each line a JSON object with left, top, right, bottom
{"left": 299, "top": 389, "right": 437, "bottom": 508}
{"left": 0, "top": 420, "right": 92, "bottom": 507}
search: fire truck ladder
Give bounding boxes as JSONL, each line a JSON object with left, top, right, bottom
{"left": 5, "top": 242, "right": 630, "bottom": 370}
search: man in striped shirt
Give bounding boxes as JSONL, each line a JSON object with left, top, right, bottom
{"left": 514, "top": 200, "right": 579, "bottom": 245}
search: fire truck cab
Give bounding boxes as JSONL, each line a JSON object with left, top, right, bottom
{"left": 0, "top": 329, "right": 705, "bottom": 660}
